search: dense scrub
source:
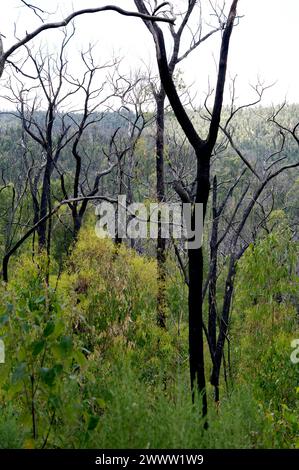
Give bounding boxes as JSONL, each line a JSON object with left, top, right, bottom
{"left": 0, "top": 222, "right": 298, "bottom": 449}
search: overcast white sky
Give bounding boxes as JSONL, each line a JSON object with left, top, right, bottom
{"left": 0, "top": 0, "right": 298, "bottom": 107}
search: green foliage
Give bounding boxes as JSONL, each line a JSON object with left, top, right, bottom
{"left": 236, "top": 213, "right": 297, "bottom": 305}
{"left": 0, "top": 254, "right": 98, "bottom": 448}
{"left": 232, "top": 218, "right": 299, "bottom": 447}
{"left": 0, "top": 405, "right": 25, "bottom": 449}
{"left": 58, "top": 227, "right": 157, "bottom": 352}
{"left": 0, "top": 213, "right": 298, "bottom": 449}
{"left": 75, "top": 356, "right": 274, "bottom": 449}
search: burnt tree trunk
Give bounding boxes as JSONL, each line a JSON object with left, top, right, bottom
{"left": 210, "top": 256, "right": 236, "bottom": 394}
{"left": 72, "top": 211, "right": 83, "bottom": 241}
{"left": 156, "top": 89, "right": 167, "bottom": 328}
{"left": 208, "top": 176, "right": 219, "bottom": 355}
{"left": 188, "top": 154, "right": 210, "bottom": 420}
{"left": 37, "top": 159, "right": 52, "bottom": 250}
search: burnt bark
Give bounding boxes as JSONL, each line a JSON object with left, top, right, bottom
{"left": 156, "top": 89, "right": 167, "bottom": 328}
{"left": 37, "top": 160, "right": 52, "bottom": 249}
{"left": 210, "top": 256, "right": 236, "bottom": 393}
{"left": 188, "top": 153, "right": 211, "bottom": 420}
{"left": 208, "top": 176, "right": 219, "bottom": 354}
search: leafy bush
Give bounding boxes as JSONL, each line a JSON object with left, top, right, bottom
{"left": 231, "top": 219, "right": 299, "bottom": 447}
{"left": 58, "top": 227, "right": 157, "bottom": 353}
{"left": 0, "top": 254, "right": 98, "bottom": 448}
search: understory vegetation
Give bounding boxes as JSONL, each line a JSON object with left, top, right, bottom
{"left": 0, "top": 221, "right": 298, "bottom": 449}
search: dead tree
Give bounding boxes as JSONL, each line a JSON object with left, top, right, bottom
{"left": 3, "top": 31, "right": 85, "bottom": 250}
{"left": 0, "top": 167, "right": 30, "bottom": 258}
{"left": 0, "top": 3, "right": 174, "bottom": 78}
{"left": 203, "top": 86, "right": 299, "bottom": 401}
{"left": 135, "top": 0, "right": 239, "bottom": 420}
{"left": 107, "top": 73, "right": 154, "bottom": 246}
{"left": 146, "top": 0, "right": 223, "bottom": 328}
{"left": 56, "top": 48, "right": 122, "bottom": 239}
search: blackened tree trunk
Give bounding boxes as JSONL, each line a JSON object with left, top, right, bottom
{"left": 37, "top": 98, "right": 55, "bottom": 251}
{"left": 156, "top": 89, "right": 167, "bottom": 328}
{"left": 188, "top": 244, "right": 207, "bottom": 417}
{"left": 188, "top": 154, "right": 211, "bottom": 419}
{"left": 149, "top": 2, "right": 223, "bottom": 327}
{"left": 208, "top": 176, "right": 219, "bottom": 355}
{"left": 210, "top": 256, "right": 236, "bottom": 395}
{"left": 37, "top": 162, "right": 52, "bottom": 249}
{"left": 72, "top": 212, "right": 83, "bottom": 241}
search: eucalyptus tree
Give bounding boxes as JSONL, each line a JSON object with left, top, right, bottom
{"left": 135, "top": 0, "right": 239, "bottom": 420}
{"left": 146, "top": 0, "right": 224, "bottom": 328}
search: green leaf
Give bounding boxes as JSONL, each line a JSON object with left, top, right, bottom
{"left": 73, "top": 350, "right": 87, "bottom": 367}
{"left": 31, "top": 340, "right": 46, "bottom": 356}
{"left": 39, "top": 363, "right": 63, "bottom": 387}
{"left": 96, "top": 398, "right": 106, "bottom": 410}
{"left": 48, "top": 394, "right": 62, "bottom": 409}
{"left": 53, "top": 319, "right": 65, "bottom": 337}
{"left": 43, "top": 321, "right": 55, "bottom": 337}
{"left": 39, "top": 367, "right": 56, "bottom": 387}
{"left": 87, "top": 415, "right": 99, "bottom": 431}
{"left": 52, "top": 363, "right": 63, "bottom": 375}
{"left": 58, "top": 336, "right": 73, "bottom": 355}
{"left": 6, "top": 303, "right": 13, "bottom": 313}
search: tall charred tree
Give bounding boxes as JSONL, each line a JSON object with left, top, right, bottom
{"left": 135, "top": 0, "right": 239, "bottom": 419}
{"left": 150, "top": 1, "right": 222, "bottom": 328}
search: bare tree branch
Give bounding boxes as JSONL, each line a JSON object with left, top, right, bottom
{"left": 0, "top": 4, "right": 175, "bottom": 76}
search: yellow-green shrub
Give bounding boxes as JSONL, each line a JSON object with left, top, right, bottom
{"left": 58, "top": 227, "right": 157, "bottom": 352}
